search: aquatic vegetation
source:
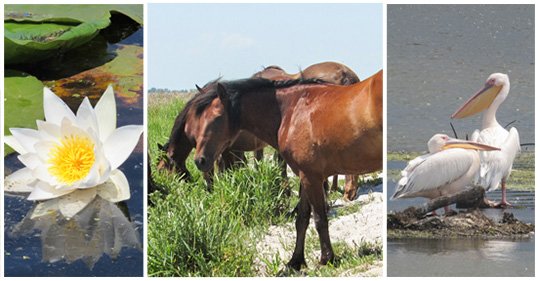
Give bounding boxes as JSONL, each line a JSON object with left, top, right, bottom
{"left": 5, "top": 4, "right": 142, "bottom": 65}
{"left": 5, "top": 86, "right": 143, "bottom": 218}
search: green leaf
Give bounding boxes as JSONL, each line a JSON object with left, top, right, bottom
{"left": 5, "top": 4, "right": 143, "bottom": 25}
{"left": 4, "top": 70, "right": 45, "bottom": 156}
{"left": 4, "top": 4, "right": 142, "bottom": 65}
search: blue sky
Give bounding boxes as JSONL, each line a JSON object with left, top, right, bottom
{"left": 148, "top": 3, "right": 382, "bottom": 90}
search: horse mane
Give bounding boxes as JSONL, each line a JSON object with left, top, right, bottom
{"left": 210, "top": 78, "right": 327, "bottom": 130}
{"left": 166, "top": 79, "right": 222, "bottom": 149}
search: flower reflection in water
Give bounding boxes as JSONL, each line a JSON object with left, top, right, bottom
{"left": 9, "top": 196, "right": 141, "bottom": 269}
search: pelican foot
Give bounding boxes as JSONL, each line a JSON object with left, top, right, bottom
{"left": 443, "top": 209, "right": 457, "bottom": 216}
{"left": 482, "top": 198, "right": 499, "bottom": 208}
{"left": 494, "top": 200, "right": 512, "bottom": 209}
{"left": 427, "top": 210, "right": 438, "bottom": 217}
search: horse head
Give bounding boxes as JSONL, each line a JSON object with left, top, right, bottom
{"left": 193, "top": 83, "right": 241, "bottom": 172}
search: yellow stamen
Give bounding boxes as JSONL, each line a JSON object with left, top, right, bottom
{"left": 48, "top": 135, "right": 95, "bottom": 184}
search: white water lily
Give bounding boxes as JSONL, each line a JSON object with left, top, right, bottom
{"left": 5, "top": 86, "right": 143, "bottom": 219}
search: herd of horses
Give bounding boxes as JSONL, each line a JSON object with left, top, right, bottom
{"left": 151, "top": 62, "right": 382, "bottom": 270}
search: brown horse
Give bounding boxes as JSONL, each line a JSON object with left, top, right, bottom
{"left": 156, "top": 84, "right": 266, "bottom": 190}
{"left": 252, "top": 61, "right": 360, "bottom": 85}
{"left": 192, "top": 70, "right": 383, "bottom": 270}
{"left": 253, "top": 62, "right": 362, "bottom": 200}
{"left": 156, "top": 62, "right": 361, "bottom": 192}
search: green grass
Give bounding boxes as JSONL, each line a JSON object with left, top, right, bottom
{"left": 148, "top": 161, "right": 293, "bottom": 276}
{"left": 147, "top": 93, "right": 380, "bottom": 276}
{"left": 260, "top": 240, "right": 382, "bottom": 277}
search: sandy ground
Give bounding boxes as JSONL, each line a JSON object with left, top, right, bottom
{"left": 254, "top": 192, "right": 384, "bottom": 276}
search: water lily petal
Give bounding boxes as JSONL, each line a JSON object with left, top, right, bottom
{"left": 4, "top": 135, "right": 26, "bottom": 155}
{"left": 103, "top": 125, "right": 143, "bottom": 170}
{"left": 76, "top": 97, "right": 99, "bottom": 133}
{"left": 95, "top": 140, "right": 111, "bottom": 177}
{"left": 5, "top": 167, "right": 36, "bottom": 193}
{"left": 31, "top": 199, "right": 60, "bottom": 219}
{"left": 28, "top": 181, "right": 75, "bottom": 201}
{"left": 43, "top": 87, "right": 76, "bottom": 125}
{"left": 58, "top": 188, "right": 97, "bottom": 219}
{"left": 18, "top": 153, "right": 42, "bottom": 170}
{"left": 94, "top": 85, "right": 117, "bottom": 142}
{"left": 9, "top": 128, "right": 41, "bottom": 154}
{"left": 97, "top": 169, "right": 131, "bottom": 202}
{"left": 77, "top": 160, "right": 101, "bottom": 189}
{"left": 33, "top": 139, "right": 57, "bottom": 163}
{"left": 37, "top": 120, "right": 61, "bottom": 141}
{"left": 60, "top": 117, "right": 93, "bottom": 139}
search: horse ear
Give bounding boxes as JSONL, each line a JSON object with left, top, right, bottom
{"left": 196, "top": 84, "right": 205, "bottom": 94}
{"left": 157, "top": 143, "right": 164, "bottom": 150}
{"left": 217, "top": 83, "right": 228, "bottom": 103}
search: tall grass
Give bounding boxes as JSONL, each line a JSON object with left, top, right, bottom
{"left": 147, "top": 92, "right": 380, "bottom": 276}
{"left": 147, "top": 93, "right": 295, "bottom": 276}
{"left": 148, "top": 161, "right": 292, "bottom": 276}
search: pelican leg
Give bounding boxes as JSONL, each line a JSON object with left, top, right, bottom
{"left": 497, "top": 179, "right": 512, "bottom": 208}
{"left": 443, "top": 205, "right": 457, "bottom": 216}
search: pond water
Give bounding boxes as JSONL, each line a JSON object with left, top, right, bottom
{"left": 387, "top": 6, "right": 534, "bottom": 277}
{"left": 387, "top": 161, "right": 535, "bottom": 277}
{"left": 387, "top": 5, "right": 534, "bottom": 152}
{"left": 4, "top": 16, "right": 144, "bottom": 277}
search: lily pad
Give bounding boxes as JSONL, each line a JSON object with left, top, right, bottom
{"left": 45, "top": 44, "right": 143, "bottom": 108}
{"left": 5, "top": 5, "right": 142, "bottom": 65}
{"left": 5, "top": 4, "right": 143, "bottom": 25}
{"left": 4, "top": 70, "right": 45, "bottom": 156}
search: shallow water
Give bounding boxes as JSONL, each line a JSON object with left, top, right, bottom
{"left": 387, "top": 5, "right": 534, "bottom": 152}
{"left": 388, "top": 237, "right": 534, "bottom": 277}
{"left": 4, "top": 19, "right": 144, "bottom": 277}
{"left": 387, "top": 161, "right": 535, "bottom": 277}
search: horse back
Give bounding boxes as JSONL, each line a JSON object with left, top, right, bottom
{"left": 277, "top": 70, "right": 382, "bottom": 176}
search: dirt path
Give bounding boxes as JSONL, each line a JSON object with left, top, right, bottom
{"left": 254, "top": 192, "right": 383, "bottom": 276}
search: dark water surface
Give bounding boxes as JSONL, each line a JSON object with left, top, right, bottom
{"left": 388, "top": 5, "right": 534, "bottom": 152}
{"left": 4, "top": 21, "right": 143, "bottom": 277}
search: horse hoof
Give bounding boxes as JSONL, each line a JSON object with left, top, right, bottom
{"left": 286, "top": 259, "right": 306, "bottom": 271}
{"left": 319, "top": 253, "right": 336, "bottom": 266}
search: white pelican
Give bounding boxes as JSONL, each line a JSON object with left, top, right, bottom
{"left": 391, "top": 134, "right": 500, "bottom": 213}
{"left": 451, "top": 73, "right": 521, "bottom": 207}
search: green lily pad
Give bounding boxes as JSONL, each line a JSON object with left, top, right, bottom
{"left": 4, "top": 70, "right": 45, "bottom": 156}
{"left": 5, "top": 5, "right": 142, "bottom": 65}
{"left": 5, "top": 4, "right": 143, "bottom": 25}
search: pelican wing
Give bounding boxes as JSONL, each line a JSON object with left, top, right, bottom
{"left": 471, "top": 129, "right": 480, "bottom": 142}
{"left": 477, "top": 127, "right": 520, "bottom": 191}
{"left": 392, "top": 149, "right": 475, "bottom": 199}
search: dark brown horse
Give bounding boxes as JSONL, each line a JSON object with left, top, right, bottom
{"left": 156, "top": 84, "right": 266, "bottom": 190}
{"left": 254, "top": 62, "right": 362, "bottom": 200}
{"left": 191, "top": 70, "right": 383, "bottom": 270}
{"left": 156, "top": 62, "right": 361, "bottom": 192}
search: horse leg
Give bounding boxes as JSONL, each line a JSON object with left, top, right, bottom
{"left": 275, "top": 151, "right": 288, "bottom": 179}
{"left": 331, "top": 175, "right": 338, "bottom": 192}
{"left": 306, "top": 176, "right": 335, "bottom": 266}
{"left": 203, "top": 166, "right": 214, "bottom": 192}
{"left": 343, "top": 175, "right": 359, "bottom": 201}
{"left": 254, "top": 148, "right": 264, "bottom": 168}
{"left": 287, "top": 176, "right": 311, "bottom": 270}
{"left": 237, "top": 151, "right": 247, "bottom": 167}
{"left": 275, "top": 151, "right": 291, "bottom": 197}
{"left": 219, "top": 149, "right": 234, "bottom": 171}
